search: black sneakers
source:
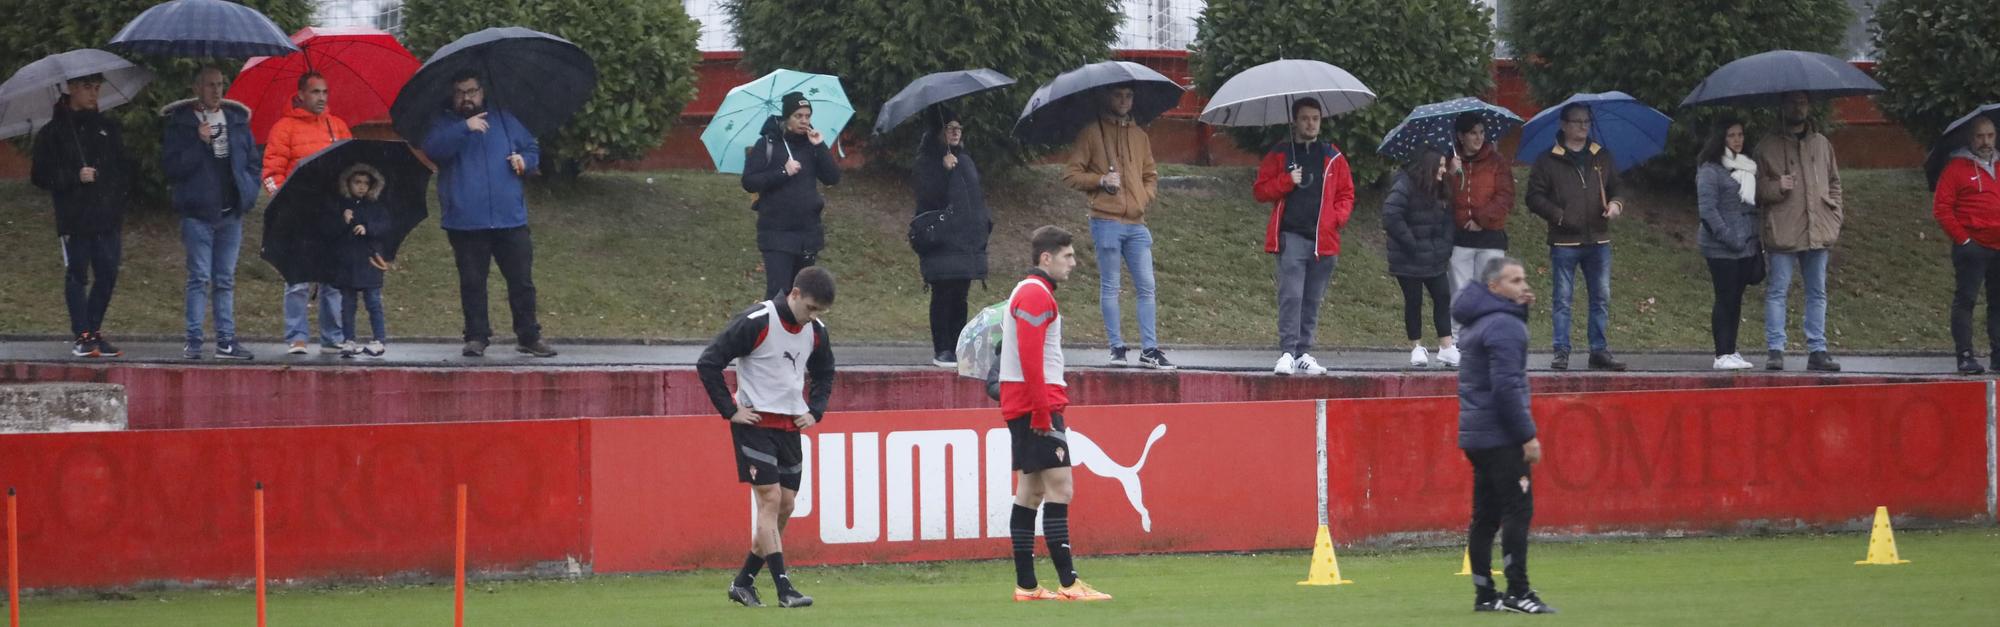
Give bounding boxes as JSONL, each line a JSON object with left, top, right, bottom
{"left": 463, "top": 339, "right": 489, "bottom": 357}
{"left": 727, "top": 584, "right": 764, "bottom": 607}
{"left": 1767, "top": 350, "right": 1785, "bottom": 371}
{"left": 92, "top": 333, "right": 123, "bottom": 357}
{"left": 1959, "top": 351, "right": 1986, "bottom": 375}
{"left": 932, "top": 350, "right": 957, "bottom": 368}
{"left": 71, "top": 333, "right": 97, "bottom": 357}
{"left": 1501, "top": 590, "right": 1558, "bottom": 614}
{"left": 1139, "top": 348, "right": 1175, "bottom": 370}
{"left": 1807, "top": 350, "right": 1841, "bottom": 372}
{"left": 184, "top": 339, "right": 203, "bottom": 360}
{"left": 1107, "top": 346, "right": 1130, "bottom": 367}
{"left": 776, "top": 588, "right": 813, "bottom": 608}
{"left": 1550, "top": 350, "right": 1569, "bottom": 370}
{"left": 215, "top": 339, "right": 254, "bottom": 360}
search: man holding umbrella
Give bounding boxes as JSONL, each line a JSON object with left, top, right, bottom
{"left": 423, "top": 69, "right": 555, "bottom": 358}
{"left": 1251, "top": 98, "right": 1351, "bottom": 376}
{"left": 1753, "top": 91, "right": 1842, "bottom": 372}
{"left": 1525, "top": 103, "right": 1628, "bottom": 371}
{"left": 31, "top": 74, "right": 133, "bottom": 358}
{"left": 262, "top": 72, "right": 352, "bottom": 355}
{"left": 1062, "top": 85, "right": 1171, "bottom": 370}
{"left": 163, "top": 66, "right": 260, "bottom": 360}
{"left": 1933, "top": 115, "right": 2000, "bottom": 374}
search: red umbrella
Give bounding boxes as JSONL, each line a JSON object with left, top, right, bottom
{"left": 226, "top": 26, "right": 419, "bottom": 144}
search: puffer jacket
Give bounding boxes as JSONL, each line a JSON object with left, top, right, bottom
{"left": 1454, "top": 281, "right": 1535, "bottom": 450}
{"left": 741, "top": 116, "right": 842, "bottom": 255}
{"left": 1696, "top": 160, "right": 1761, "bottom": 259}
{"left": 324, "top": 163, "right": 391, "bottom": 290}
{"left": 1382, "top": 168, "right": 1457, "bottom": 277}
{"left": 161, "top": 98, "right": 262, "bottom": 221}
{"left": 261, "top": 106, "right": 352, "bottom": 188}
{"left": 911, "top": 137, "right": 991, "bottom": 283}
{"left": 1449, "top": 141, "right": 1515, "bottom": 235}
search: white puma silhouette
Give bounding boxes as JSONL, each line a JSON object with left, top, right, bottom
{"left": 1066, "top": 424, "right": 1167, "bottom": 531}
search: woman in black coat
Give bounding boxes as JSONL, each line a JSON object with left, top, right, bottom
{"left": 909, "top": 107, "right": 992, "bottom": 367}
{"left": 325, "top": 163, "right": 392, "bottom": 357}
{"left": 1383, "top": 148, "right": 1459, "bottom": 367}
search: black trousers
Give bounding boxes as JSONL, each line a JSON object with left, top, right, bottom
{"left": 1465, "top": 444, "right": 1533, "bottom": 596}
{"left": 446, "top": 226, "right": 541, "bottom": 344}
{"left": 928, "top": 279, "right": 971, "bottom": 354}
{"left": 61, "top": 232, "right": 122, "bottom": 336}
{"left": 1705, "top": 256, "right": 1757, "bottom": 356}
{"left": 1950, "top": 242, "right": 2000, "bottom": 355}
{"left": 1396, "top": 274, "right": 1451, "bottom": 341}
{"left": 762, "top": 250, "right": 817, "bottom": 301}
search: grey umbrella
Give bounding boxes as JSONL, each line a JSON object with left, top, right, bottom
{"left": 1198, "top": 59, "right": 1374, "bottom": 127}
{"left": 873, "top": 69, "right": 1015, "bottom": 135}
{"left": 0, "top": 49, "right": 154, "bottom": 140}
{"left": 1924, "top": 103, "right": 2000, "bottom": 190}
{"left": 1680, "top": 49, "right": 1883, "bottom": 108}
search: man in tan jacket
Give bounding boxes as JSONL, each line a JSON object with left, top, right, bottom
{"left": 1753, "top": 91, "right": 1843, "bottom": 372}
{"left": 1062, "top": 85, "right": 1172, "bottom": 369}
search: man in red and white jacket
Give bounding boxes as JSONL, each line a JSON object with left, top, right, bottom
{"left": 1252, "top": 98, "right": 1355, "bottom": 377}
{"left": 998, "top": 226, "right": 1110, "bottom": 602}
{"left": 1934, "top": 116, "right": 2000, "bottom": 374}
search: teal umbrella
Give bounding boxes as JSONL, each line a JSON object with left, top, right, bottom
{"left": 701, "top": 69, "right": 852, "bottom": 174}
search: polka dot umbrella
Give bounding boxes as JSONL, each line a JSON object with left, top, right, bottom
{"left": 1376, "top": 97, "right": 1523, "bottom": 163}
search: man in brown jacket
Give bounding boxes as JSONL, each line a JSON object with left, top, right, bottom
{"left": 1753, "top": 91, "right": 1843, "bottom": 372}
{"left": 1062, "top": 85, "right": 1172, "bottom": 370}
{"left": 1525, "top": 103, "right": 1628, "bottom": 371}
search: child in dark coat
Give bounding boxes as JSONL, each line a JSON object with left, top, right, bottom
{"left": 327, "top": 163, "right": 392, "bottom": 357}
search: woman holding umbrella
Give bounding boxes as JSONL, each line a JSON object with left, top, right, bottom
{"left": 909, "top": 107, "right": 991, "bottom": 368}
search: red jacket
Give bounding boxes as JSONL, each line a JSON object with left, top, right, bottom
{"left": 1450, "top": 142, "right": 1515, "bottom": 230}
{"left": 1934, "top": 156, "right": 2000, "bottom": 248}
{"left": 1253, "top": 142, "right": 1355, "bottom": 257}
{"left": 261, "top": 106, "right": 352, "bottom": 188}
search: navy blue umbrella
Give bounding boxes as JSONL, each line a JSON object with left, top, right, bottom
{"left": 1377, "top": 97, "right": 1523, "bottom": 162}
{"left": 1680, "top": 50, "right": 1882, "bottom": 109}
{"left": 1515, "top": 92, "right": 1671, "bottom": 173}
{"left": 873, "top": 69, "right": 1015, "bottom": 135}
{"left": 1013, "top": 61, "right": 1184, "bottom": 146}
{"left": 389, "top": 27, "right": 597, "bottom": 147}
{"left": 1925, "top": 103, "right": 2000, "bottom": 190}
{"left": 106, "top": 0, "right": 299, "bottom": 58}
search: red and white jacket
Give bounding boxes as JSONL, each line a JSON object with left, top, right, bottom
{"left": 1934, "top": 153, "right": 2000, "bottom": 249}
{"left": 1253, "top": 141, "right": 1356, "bottom": 257}
{"left": 1000, "top": 271, "right": 1068, "bottom": 429}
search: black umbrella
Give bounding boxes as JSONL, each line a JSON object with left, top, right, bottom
{"left": 1925, "top": 103, "right": 2000, "bottom": 190}
{"left": 261, "top": 140, "right": 432, "bottom": 284}
{"left": 1013, "top": 61, "right": 1184, "bottom": 146}
{"left": 389, "top": 27, "right": 596, "bottom": 146}
{"left": 872, "top": 69, "right": 1015, "bottom": 135}
{"left": 105, "top": 0, "right": 299, "bottom": 58}
{"left": 1680, "top": 49, "right": 1883, "bottom": 109}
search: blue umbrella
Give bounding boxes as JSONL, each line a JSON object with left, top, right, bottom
{"left": 873, "top": 69, "right": 1015, "bottom": 135}
{"left": 1515, "top": 92, "right": 1671, "bottom": 173}
{"left": 1377, "top": 96, "right": 1523, "bottom": 162}
{"left": 1681, "top": 50, "right": 1883, "bottom": 109}
{"left": 1925, "top": 103, "right": 2000, "bottom": 190}
{"left": 700, "top": 69, "right": 853, "bottom": 174}
{"left": 106, "top": 0, "right": 299, "bottom": 58}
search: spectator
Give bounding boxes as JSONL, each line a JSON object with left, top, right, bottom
{"left": 1695, "top": 118, "right": 1762, "bottom": 371}
{"left": 326, "top": 164, "right": 392, "bottom": 359}
{"left": 1251, "top": 98, "right": 1352, "bottom": 376}
{"left": 162, "top": 66, "right": 260, "bottom": 360}
{"left": 1385, "top": 149, "right": 1459, "bottom": 368}
{"left": 1753, "top": 91, "right": 1843, "bottom": 372}
{"left": 31, "top": 74, "right": 132, "bottom": 358}
{"left": 742, "top": 91, "right": 841, "bottom": 302}
{"left": 909, "top": 107, "right": 991, "bottom": 368}
{"left": 423, "top": 70, "right": 556, "bottom": 358}
{"left": 1525, "top": 103, "right": 1628, "bottom": 371}
{"left": 261, "top": 72, "right": 352, "bottom": 355}
{"left": 1933, "top": 116, "right": 2000, "bottom": 374}
{"left": 1447, "top": 112, "right": 1515, "bottom": 366}
{"left": 1062, "top": 85, "right": 1172, "bottom": 370}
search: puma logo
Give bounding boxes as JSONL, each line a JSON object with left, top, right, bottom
{"left": 1068, "top": 424, "right": 1168, "bottom": 531}
{"left": 782, "top": 351, "right": 799, "bottom": 369}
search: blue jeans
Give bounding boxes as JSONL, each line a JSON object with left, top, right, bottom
{"left": 181, "top": 216, "right": 242, "bottom": 342}
{"left": 341, "top": 287, "right": 387, "bottom": 343}
{"left": 284, "top": 282, "right": 344, "bottom": 345}
{"left": 1548, "top": 244, "right": 1612, "bottom": 353}
{"left": 1089, "top": 218, "right": 1158, "bottom": 350}
{"left": 1765, "top": 249, "right": 1830, "bottom": 353}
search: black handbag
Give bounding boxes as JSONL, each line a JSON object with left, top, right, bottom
{"left": 908, "top": 208, "right": 949, "bottom": 254}
{"left": 1744, "top": 250, "right": 1767, "bottom": 285}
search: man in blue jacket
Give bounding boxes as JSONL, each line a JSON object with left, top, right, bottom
{"left": 422, "top": 69, "right": 555, "bottom": 358}
{"left": 1453, "top": 257, "right": 1555, "bottom": 615}
{"left": 162, "top": 66, "right": 260, "bottom": 360}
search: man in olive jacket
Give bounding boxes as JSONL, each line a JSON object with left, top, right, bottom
{"left": 1753, "top": 91, "right": 1843, "bottom": 372}
{"left": 1525, "top": 103, "right": 1627, "bottom": 371}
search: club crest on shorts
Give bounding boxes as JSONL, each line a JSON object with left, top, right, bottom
{"left": 1519, "top": 476, "right": 1530, "bottom": 493}
{"left": 1055, "top": 447, "right": 1066, "bottom": 462}
{"left": 749, "top": 466, "right": 759, "bottom": 480}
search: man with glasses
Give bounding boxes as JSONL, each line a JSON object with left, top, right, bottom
{"left": 1525, "top": 103, "right": 1628, "bottom": 371}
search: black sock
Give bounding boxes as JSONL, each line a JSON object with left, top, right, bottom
{"left": 733, "top": 552, "right": 764, "bottom": 588}
{"left": 1010, "top": 504, "right": 1038, "bottom": 589}
{"left": 766, "top": 552, "right": 797, "bottom": 594}
{"left": 1044, "top": 502, "right": 1077, "bottom": 587}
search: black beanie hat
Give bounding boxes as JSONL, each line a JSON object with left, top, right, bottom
{"left": 781, "top": 91, "right": 811, "bottom": 118}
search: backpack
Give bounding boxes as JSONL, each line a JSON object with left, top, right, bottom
{"left": 956, "top": 300, "right": 1009, "bottom": 380}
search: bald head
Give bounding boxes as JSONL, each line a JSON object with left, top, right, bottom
{"left": 1969, "top": 117, "right": 1996, "bottom": 160}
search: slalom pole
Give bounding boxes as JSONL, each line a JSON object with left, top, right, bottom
{"left": 455, "top": 484, "right": 467, "bottom": 627}
{"left": 255, "top": 482, "right": 266, "bottom": 627}
{"left": 8, "top": 487, "right": 19, "bottom": 627}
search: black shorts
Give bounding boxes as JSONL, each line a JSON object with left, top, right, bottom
{"left": 732, "top": 423, "right": 803, "bottom": 490}
{"left": 1007, "top": 413, "right": 1070, "bottom": 474}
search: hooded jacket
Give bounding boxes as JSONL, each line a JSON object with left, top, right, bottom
{"left": 1381, "top": 161, "right": 1457, "bottom": 278}
{"left": 1449, "top": 141, "right": 1514, "bottom": 250}
{"left": 1252, "top": 139, "right": 1355, "bottom": 257}
{"left": 741, "top": 116, "right": 842, "bottom": 255}
{"left": 1453, "top": 281, "right": 1535, "bottom": 450}
{"left": 1934, "top": 148, "right": 2000, "bottom": 249}
{"left": 261, "top": 106, "right": 352, "bottom": 188}
{"left": 1752, "top": 129, "right": 1843, "bottom": 252}
{"left": 324, "top": 163, "right": 391, "bottom": 290}
{"left": 1061, "top": 115, "right": 1159, "bottom": 224}
{"left": 1526, "top": 141, "right": 1624, "bottom": 246}
{"left": 161, "top": 98, "right": 261, "bottom": 221}
{"left": 30, "top": 104, "right": 132, "bottom": 236}
{"left": 422, "top": 107, "right": 539, "bottom": 231}
{"left": 911, "top": 136, "right": 991, "bottom": 283}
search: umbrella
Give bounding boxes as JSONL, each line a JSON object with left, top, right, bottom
{"left": 1680, "top": 49, "right": 1883, "bottom": 109}
{"left": 1924, "top": 103, "right": 2000, "bottom": 189}
{"left": 872, "top": 69, "right": 1015, "bottom": 135}
{"left": 389, "top": 27, "right": 596, "bottom": 147}
{"left": 1377, "top": 97, "right": 1523, "bottom": 163}
{"left": 228, "top": 26, "right": 420, "bottom": 143}
{"left": 1198, "top": 59, "right": 1374, "bottom": 127}
{"left": 106, "top": 0, "right": 299, "bottom": 58}
{"left": 1514, "top": 92, "right": 1672, "bottom": 173}
{"left": 699, "top": 69, "right": 853, "bottom": 174}
{"left": 0, "top": 49, "right": 153, "bottom": 140}
{"left": 261, "top": 139, "right": 432, "bottom": 284}
{"left": 1013, "top": 61, "right": 1184, "bottom": 146}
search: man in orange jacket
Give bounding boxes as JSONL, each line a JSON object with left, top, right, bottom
{"left": 260, "top": 72, "right": 353, "bottom": 355}
{"left": 1936, "top": 116, "right": 2000, "bottom": 374}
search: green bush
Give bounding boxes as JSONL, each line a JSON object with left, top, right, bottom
{"left": 1505, "top": 0, "right": 1850, "bottom": 185}
{"left": 403, "top": 0, "right": 702, "bottom": 178}
{"left": 1190, "top": 0, "right": 1495, "bottom": 185}
{"left": 0, "top": 0, "right": 312, "bottom": 210}
{"left": 725, "top": 0, "right": 1121, "bottom": 171}
{"left": 1870, "top": 0, "right": 2000, "bottom": 146}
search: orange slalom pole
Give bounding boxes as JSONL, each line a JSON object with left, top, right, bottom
{"left": 254, "top": 482, "right": 266, "bottom": 627}
{"left": 8, "top": 487, "right": 19, "bottom": 627}
{"left": 454, "top": 484, "right": 467, "bottom": 627}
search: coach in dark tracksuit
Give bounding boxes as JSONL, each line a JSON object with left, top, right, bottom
{"left": 1453, "top": 256, "right": 1556, "bottom": 614}
{"left": 742, "top": 92, "right": 842, "bottom": 301}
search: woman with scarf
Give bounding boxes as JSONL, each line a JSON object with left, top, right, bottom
{"left": 1696, "top": 117, "right": 1763, "bottom": 370}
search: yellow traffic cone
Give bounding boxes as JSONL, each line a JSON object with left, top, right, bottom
{"left": 1456, "top": 549, "right": 1474, "bottom": 576}
{"left": 1854, "top": 506, "right": 1911, "bottom": 565}
{"left": 1298, "top": 524, "right": 1354, "bottom": 586}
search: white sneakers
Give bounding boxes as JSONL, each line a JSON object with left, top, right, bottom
{"left": 1274, "top": 352, "right": 1297, "bottom": 375}
{"left": 1713, "top": 353, "right": 1754, "bottom": 370}
{"left": 1295, "top": 353, "right": 1327, "bottom": 375}
{"left": 1410, "top": 345, "right": 1430, "bottom": 367}
{"left": 1275, "top": 353, "right": 1328, "bottom": 376}
{"left": 1437, "top": 344, "right": 1461, "bottom": 367}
